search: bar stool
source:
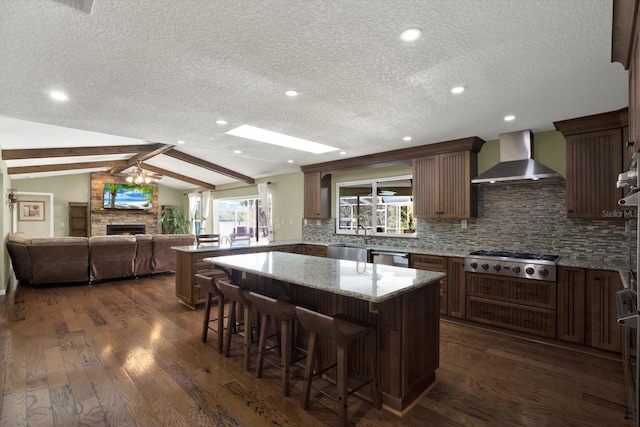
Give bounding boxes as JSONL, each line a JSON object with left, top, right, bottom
{"left": 246, "top": 291, "right": 300, "bottom": 396}
{"left": 215, "top": 279, "right": 255, "bottom": 371}
{"left": 295, "top": 306, "right": 381, "bottom": 427}
{"left": 194, "top": 270, "right": 228, "bottom": 353}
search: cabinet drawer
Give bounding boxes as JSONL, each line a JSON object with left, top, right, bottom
{"left": 410, "top": 254, "right": 447, "bottom": 272}
{"left": 466, "top": 297, "right": 556, "bottom": 338}
{"left": 466, "top": 274, "right": 556, "bottom": 309}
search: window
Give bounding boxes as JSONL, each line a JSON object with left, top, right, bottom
{"left": 216, "top": 196, "right": 271, "bottom": 242}
{"left": 194, "top": 200, "right": 201, "bottom": 235}
{"left": 336, "top": 175, "right": 415, "bottom": 237}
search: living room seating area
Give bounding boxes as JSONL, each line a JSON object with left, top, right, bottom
{"left": 6, "top": 232, "right": 196, "bottom": 286}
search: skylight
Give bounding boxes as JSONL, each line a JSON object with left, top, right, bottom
{"left": 226, "top": 125, "right": 339, "bottom": 154}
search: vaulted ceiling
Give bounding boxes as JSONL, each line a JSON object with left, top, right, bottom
{"left": 0, "top": 0, "right": 629, "bottom": 189}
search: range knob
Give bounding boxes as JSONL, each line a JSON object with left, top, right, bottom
{"left": 493, "top": 264, "right": 501, "bottom": 272}
{"left": 525, "top": 267, "right": 535, "bottom": 275}
{"left": 539, "top": 268, "right": 549, "bottom": 277}
{"left": 470, "top": 261, "right": 478, "bottom": 269}
{"left": 512, "top": 266, "right": 521, "bottom": 274}
{"left": 481, "top": 263, "right": 490, "bottom": 270}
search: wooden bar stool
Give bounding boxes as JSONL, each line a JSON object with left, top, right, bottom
{"left": 215, "top": 279, "right": 254, "bottom": 371}
{"left": 194, "top": 270, "right": 228, "bottom": 353}
{"left": 246, "top": 291, "right": 300, "bottom": 396}
{"left": 295, "top": 306, "right": 381, "bottom": 427}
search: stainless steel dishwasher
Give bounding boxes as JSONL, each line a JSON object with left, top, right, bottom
{"left": 371, "top": 250, "right": 409, "bottom": 267}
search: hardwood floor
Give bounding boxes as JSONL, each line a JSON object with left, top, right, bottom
{"left": 0, "top": 274, "right": 632, "bottom": 427}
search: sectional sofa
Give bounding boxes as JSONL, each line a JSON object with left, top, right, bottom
{"left": 6, "top": 232, "right": 196, "bottom": 286}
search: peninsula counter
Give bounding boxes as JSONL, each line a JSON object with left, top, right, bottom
{"left": 206, "top": 251, "right": 445, "bottom": 412}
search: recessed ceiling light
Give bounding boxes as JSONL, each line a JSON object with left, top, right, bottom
{"left": 234, "top": 150, "right": 242, "bottom": 154}
{"left": 177, "top": 140, "right": 185, "bottom": 144}
{"left": 400, "top": 28, "right": 421, "bottom": 42}
{"left": 504, "top": 115, "right": 516, "bottom": 121}
{"left": 451, "top": 86, "right": 465, "bottom": 94}
{"left": 340, "top": 151, "right": 347, "bottom": 155}
{"left": 287, "top": 160, "right": 294, "bottom": 163}
{"left": 403, "top": 136, "right": 412, "bottom": 141}
{"left": 216, "top": 120, "right": 227, "bottom": 125}
{"left": 50, "top": 91, "right": 68, "bottom": 101}
{"left": 226, "top": 125, "right": 338, "bottom": 154}
{"left": 285, "top": 90, "right": 298, "bottom": 97}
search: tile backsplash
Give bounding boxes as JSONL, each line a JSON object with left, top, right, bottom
{"left": 302, "top": 181, "right": 637, "bottom": 269}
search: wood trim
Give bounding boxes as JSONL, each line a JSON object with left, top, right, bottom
{"left": 8, "top": 160, "right": 127, "bottom": 175}
{"left": 164, "top": 149, "right": 255, "bottom": 184}
{"left": 611, "top": 0, "right": 640, "bottom": 68}
{"left": 553, "top": 108, "right": 629, "bottom": 136}
{"left": 300, "top": 136, "right": 485, "bottom": 175}
{"left": 140, "top": 163, "right": 216, "bottom": 190}
{"left": 1, "top": 144, "right": 161, "bottom": 160}
{"left": 109, "top": 144, "right": 175, "bottom": 173}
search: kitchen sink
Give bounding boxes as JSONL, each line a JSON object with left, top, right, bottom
{"left": 326, "top": 243, "right": 369, "bottom": 262}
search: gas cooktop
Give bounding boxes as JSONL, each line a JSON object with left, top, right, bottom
{"left": 468, "top": 250, "right": 560, "bottom": 262}
{"left": 465, "top": 250, "right": 560, "bottom": 281}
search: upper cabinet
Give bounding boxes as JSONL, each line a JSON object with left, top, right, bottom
{"left": 413, "top": 150, "right": 478, "bottom": 219}
{"left": 554, "top": 108, "right": 629, "bottom": 219}
{"left": 611, "top": 0, "right": 639, "bottom": 155}
{"left": 303, "top": 172, "right": 331, "bottom": 219}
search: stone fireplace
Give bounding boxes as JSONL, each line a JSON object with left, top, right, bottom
{"left": 90, "top": 172, "right": 159, "bottom": 236}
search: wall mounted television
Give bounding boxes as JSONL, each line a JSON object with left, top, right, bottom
{"left": 103, "top": 183, "right": 153, "bottom": 211}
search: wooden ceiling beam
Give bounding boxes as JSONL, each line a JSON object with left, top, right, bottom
{"left": 8, "top": 160, "right": 128, "bottom": 175}
{"left": 140, "top": 163, "right": 216, "bottom": 190}
{"left": 1, "top": 144, "right": 161, "bottom": 160}
{"left": 164, "top": 149, "right": 255, "bottom": 184}
{"left": 109, "top": 143, "right": 175, "bottom": 173}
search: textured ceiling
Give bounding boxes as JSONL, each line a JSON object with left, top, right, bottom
{"left": 0, "top": 0, "right": 629, "bottom": 189}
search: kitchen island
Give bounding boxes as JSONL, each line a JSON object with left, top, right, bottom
{"left": 205, "top": 251, "right": 445, "bottom": 412}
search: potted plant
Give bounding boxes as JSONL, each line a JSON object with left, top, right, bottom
{"left": 160, "top": 207, "right": 191, "bottom": 234}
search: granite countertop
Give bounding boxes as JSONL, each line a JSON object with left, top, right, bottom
{"left": 173, "top": 239, "right": 632, "bottom": 288}
{"left": 204, "top": 251, "right": 445, "bottom": 303}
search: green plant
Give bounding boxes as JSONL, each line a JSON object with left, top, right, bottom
{"left": 160, "top": 207, "right": 191, "bottom": 234}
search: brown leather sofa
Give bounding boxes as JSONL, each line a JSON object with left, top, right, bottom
{"left": 6, "top": 232, "right": 196, "bottom": 286}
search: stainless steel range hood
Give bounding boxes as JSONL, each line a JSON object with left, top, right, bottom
{"left": 471, "top": 130, "right": 563, "bottom": 184}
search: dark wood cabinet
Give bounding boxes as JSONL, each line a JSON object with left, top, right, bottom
{"left": 68, "top": 202, "right": 89, "bottom": 237}
{"left": 446, "top": 257, "right": 466, "bottom": 318}
{"left": 554, "top": 109, "right": 628, "bottom": 219}
{"left": 303, "top": 172, "right": 331, "bottom": 219}
{"left": 410, "top": 254, "right": 448, "bottom": 314}
{"left": 465, "top": 274, "right": 557, "bottom": 338}
{"left": 556, "top": 267, "right": 586, "bottom": 344}
{"left": 413, "top": 150, "right": 477, "bottom": 219}
{"left": 586, "top": 269, "right": 623, "bottom": 352}
{"left": 293, "top": 244, "right": 327, "bottom": 257}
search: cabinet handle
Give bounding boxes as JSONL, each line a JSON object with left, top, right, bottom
{"left": 567, "top": 209, "right": 573, "bottom": 213}
{"left": 524, "top": 319, "right": 539, "bottom": 324}
{"left": 526, "top": 291, "right": 538, "bottom": 295}
{"left": 479, "top": 309, "right": 491, "bottom": 314}
{"left": 626, "top": 141, "right": 635, "bottom": 148}
{"left": 593, "top": 276, "right": 600, "bottom": 281}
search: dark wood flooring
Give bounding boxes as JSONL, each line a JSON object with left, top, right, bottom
{"left": 0, "top": 274, "right": 632, "bottom": 426}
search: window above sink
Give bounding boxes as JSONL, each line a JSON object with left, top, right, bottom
{"left": 335, "top": 174, "right": 416, "bottom": 238}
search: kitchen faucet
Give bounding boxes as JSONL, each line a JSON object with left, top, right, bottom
{"left": 354, "top": 214, "right": 370, "bottom": 245}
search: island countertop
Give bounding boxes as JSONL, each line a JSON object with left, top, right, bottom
{"left": 204, "top": 251, "right": 445, "bottom": 303}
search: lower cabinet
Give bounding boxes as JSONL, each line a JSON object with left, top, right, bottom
{"left": 446, "top": 257, "right": 466, "bottom": 318}
{"left": 557, "top": 267, "right": 586, "bottom": 344}
{"left": 410, "top": 254, "right": 448, "bottom": 314}
{"left": 292, "top": 244, "right": 327, "bottom": 257}
{"left": 586, "top": 269, "right": 623, "bottom": 352}
{"left": 465, "top": 274, "right": 557, "bottom": 338}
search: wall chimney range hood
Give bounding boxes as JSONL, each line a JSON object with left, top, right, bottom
{"left": 471, "top": 130, "right": 563, "bottom": 184}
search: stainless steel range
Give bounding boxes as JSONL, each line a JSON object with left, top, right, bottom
{"left": 464, "top": 250, "right": 560, "bottom": 281}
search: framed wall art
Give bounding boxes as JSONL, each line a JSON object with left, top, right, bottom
{"left": 18, "top": 201, "right": 45, "bottom": 221}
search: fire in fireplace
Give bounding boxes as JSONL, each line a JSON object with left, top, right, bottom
{"left": 106, "top": 224, "right": 146, "bottom": 235}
